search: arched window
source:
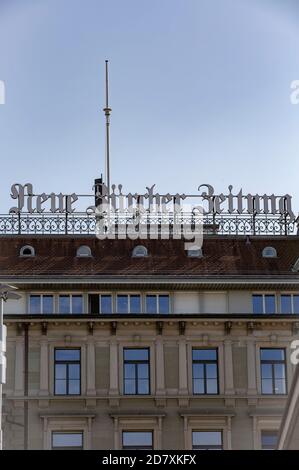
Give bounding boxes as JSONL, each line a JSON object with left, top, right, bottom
{"left": 20, "top": 245, "right": 35, "bottom": 257}
{"left": 76, "top": 245, "right": 92, "bottom": 257}
{"left": 132, "top": 245, "right": 148, "bottom": 258}
{"left": 262, "top": 246, "right": 277, "bottom": 258}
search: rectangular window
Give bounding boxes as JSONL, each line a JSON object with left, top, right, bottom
{"left": 192, "top": 431, "right": 223, "bottom": 450}
{"left": 59, "top": 295, "right": 83, "bottom": 314}
{"left": 29, "top": 295, "right": 54, "bottom": 314}
{"left": 54, "top": 349, "right": 81, "bottom": 395}
{"left": 123, "top": 348, "right": 150, "bottom": 395}
{"left": 260, "top": 348, "right": 287, "bottom": 395}
{"left": 145, "top": 295, "right": 169, "bottom": 314}
{"left": 117, "top": 295, "right": 141, "bottom": 314}
{"left": 252, "top": 294, "right": 276, "bottom": 314}
{"left": 280, "top": 294, "right": 299, "bottom": 314}
{"left": 192, "top": 349, "right": 219, "bottom": 395}
{"left": 89, "top": 294, "right": 112, "bottom": 314}
{"left": 261, "top": 430, "right": 278, "bottom": 450}
{"left": 51, "top": 431, "right": 83, "bottom": 450}
{"left": 122, "top": 431, "right": 153, "bottom": 450}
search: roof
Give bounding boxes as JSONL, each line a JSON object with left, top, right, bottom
{"left": 0, "top": 235, "right": 298, "bottom": 279}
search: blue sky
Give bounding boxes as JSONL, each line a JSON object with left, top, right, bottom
{"left": 0, "top": 0, "right": 299, "bottom": 212}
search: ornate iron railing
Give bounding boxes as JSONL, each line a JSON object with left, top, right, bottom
{"left": 0, "top": 212, "right": 297, "bottom": 236}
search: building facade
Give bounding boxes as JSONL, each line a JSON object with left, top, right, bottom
{"left": 1, "top": 235, "right": 299, "bottom": 450}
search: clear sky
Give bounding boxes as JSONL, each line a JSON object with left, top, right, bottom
{"left": 0, "top": 0, "right": 299, "bottom": 213}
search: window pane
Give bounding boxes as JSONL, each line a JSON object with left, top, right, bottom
{"left": 274, "top": 363, "right": 286, "bottom": 379}
{"left": 124, "top": 349, "right": 149, "bottom": 361}
{"left": 124, "top": 363, "right": 136, "bottom": 379}
{"left": 137, "top": 363, "right": 149, "bottom": 379}
{"left": 265, "top": 295, "right": 276, "bottom": 314}
{"left": 55, "top": 364, "right": 67, "bottom": 380}
{"left": 68, "top": 364, "right": 80, "bottom": 379}
{"left": 59, "top": 295, "right": 70, "bottom": 314}
{"left": 252, "top": 295, "right": 263, "bottom": 314}
{"left": 261, "top": 364, "right": 272, "bottom": 379}
{"left": 130, "top": 295, "right": 141, "bottom": 313}
{"left": 294, "top": 295, "right": 299, "bottom": 314}
{"left": 52, "top": 432, "right": 83, "bottom": 448}
{"left": 68, "top": 380, "right": 80, "bottom": 395}
{"left": 274, "top": 379, "right": 286, "bottom": 394}
{"left": 55, "top": 349, "right": 80, "bottom": 361}
{"left": 117, "top": 295, "right": 128, "bottom": 314}
{"left": 123, "top": 432, "right": 152, "bottom": 447}
{"left": 193, "top": 379, "right": 205, "bottom": 394}
{"left": 261, "top": 379, "right": 273, "bottom": 394}
{"left": 146, "top": 295, "right": 157, "bottom": 314}
{"left": 193, "top": 364, "right": 204, "bottom": 379}
{"left": 261, "top": 349, "right": 285, "bottom": 361}
{"left": 206, "top": 379, "right": 218, "bottom": 394}
{"left": 192, "top": 349, "right": 217, "bottom": 361}
{"left": 159, "top": 295, "right": 169, "bottom": 314}
{"left": 261, "top": 431, "right": 278, "bottom": 450}
{"left": 138, "top": 379, "right": 149, "bottom": 394}
{"left": 29, "top": 295, "right": 41, "bottom": 314}
{"left": 192, "top": 431, "right": 222, "bottom": 446}
{"left": 43, "top": 295, "right": 53, "bottom": 314}
{"left": 206, "top": 364, "right": 217, "bottom": 379}
{"left": 72, "top": 295, "right": 83, "bottom": 314}
{"left": 124, "top": 379, "right": 136, "bottom": 394}
{"left": 55, "top": 380, "right": 67, "bottom": 395}
{"left": 101, "top": 295, "right": 112, "bottom": 314}
{"left": 281, "top": 295, "right": 292, "bottom": 314}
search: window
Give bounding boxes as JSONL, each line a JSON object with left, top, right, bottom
{"left": 117, "top": 294, "right": 141, "bottom": 314}
{"left": 192, "top": 349, "right": 219, "bottom": 394}
{"left": 29, "top": 294, "right": 54, "bottom": 314}
{"left": 122, "top": 431, "right": 153, "bottom": 450}
{"left": 192, "top": 431, "right": 223, "bottom": 450}
{"left": 132, "top": 245, "right": 148, "bottom": 258}
{"left": 260, "top": 348, "right": 287, "bottom": 395}
{"left": 262, "top": 247, "right": 277, "bottom": 258}
{"left": 89, "top": 294, "right": 112, "bottom": 314}
{"left": 252, "top": 294, "right": 276, "bottom": 314}
{"left": 51, "top": 431, "right": 83, "bottom": 450}
{"left": 145, "top": 294, "right": 169, "bottom": 314}
{"left": 59, "top": 295, "right": 83, "bottom": 314}
{"left": 76, "top": 245, "right": 92, "bottom": 257}
{"left": 261, "top": 430, "right": 278, "bottom": 450}
{"left": 123, "top": 348, "right": 150, "bottom": 395}
{"left": 280, "top": 294, "right": 299, "bottom": 314}
{"left": 20, "top": 245, "right": 35, "bottom": 257}
{"left": 54, "top": 349, "right": 81, "bottom": 395}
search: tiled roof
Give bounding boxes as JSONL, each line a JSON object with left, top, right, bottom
{"left": 0, "top": 235, "right": 298, "bottom": 278}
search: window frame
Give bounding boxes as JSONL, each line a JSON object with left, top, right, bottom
{"left": 280, "top": 293, "right": 299, "bottom": 314}
{"left": 28, "top": 293, "right": 54, "bottom": 314}
{"left": 116, "top": 293, "right": 142, "bottom": 314}
{"left": 54, "top": 348, "right": 81, "bottom": 396}
{"left": 145, "top": 293, "right": 170, "bottom": 314}
{"left": 58, "top": 294, "right": 84, "bottom": 314}
{"left": 123, "top": 347, "right": 150, "bottom": 395}
{"left": 260, "top": 348, "right": 287, "bottom": 395}
{"left": 192, "top": 430, "right": 223, "bottom": 450}
{"left": 122, "top": 430, "right": 153, "bottom": 450}
{"left": 51, "top": 431, "right": 84, "bottom": 450}
{"left": 192, "top": 348, "right": 219, "bottom": 395}
{"left": 252, "top": 293, "right": 277, "bottom": 314}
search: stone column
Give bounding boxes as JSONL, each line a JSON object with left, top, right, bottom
{"left": 14, "top": 335, "right": 24, "bottom": 396}
{"left": 86, "top": 337, "right": 96, "bottom": 396}
{"left": 109, "top": 339, "right": 119, "bottom": 396}
{"left": 247, "top": 340, "right": 257, "bottom": 395}
{"left": 224, "top": 340, "right": 234, "bottom": 394}
{"left": 39, "top": 339, "right": 49, "bottom": 396}
{"left": 155, "top": 336, "right": 165, "bottom": 396}
{"left": 178, "top": 338, "right": 188, "bottom": 395}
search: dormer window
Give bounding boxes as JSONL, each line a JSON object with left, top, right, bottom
{"left": 20, "top": 245, "right": 35, "bottom": 257}
{"left": 132, "top": 245, "right": 148, "bottom": 258}
{"left": 262, "top": 246, "right": 277, "bottom": 258}
{"left": 76, "top": 245, "right": 92, "bottom": 257}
